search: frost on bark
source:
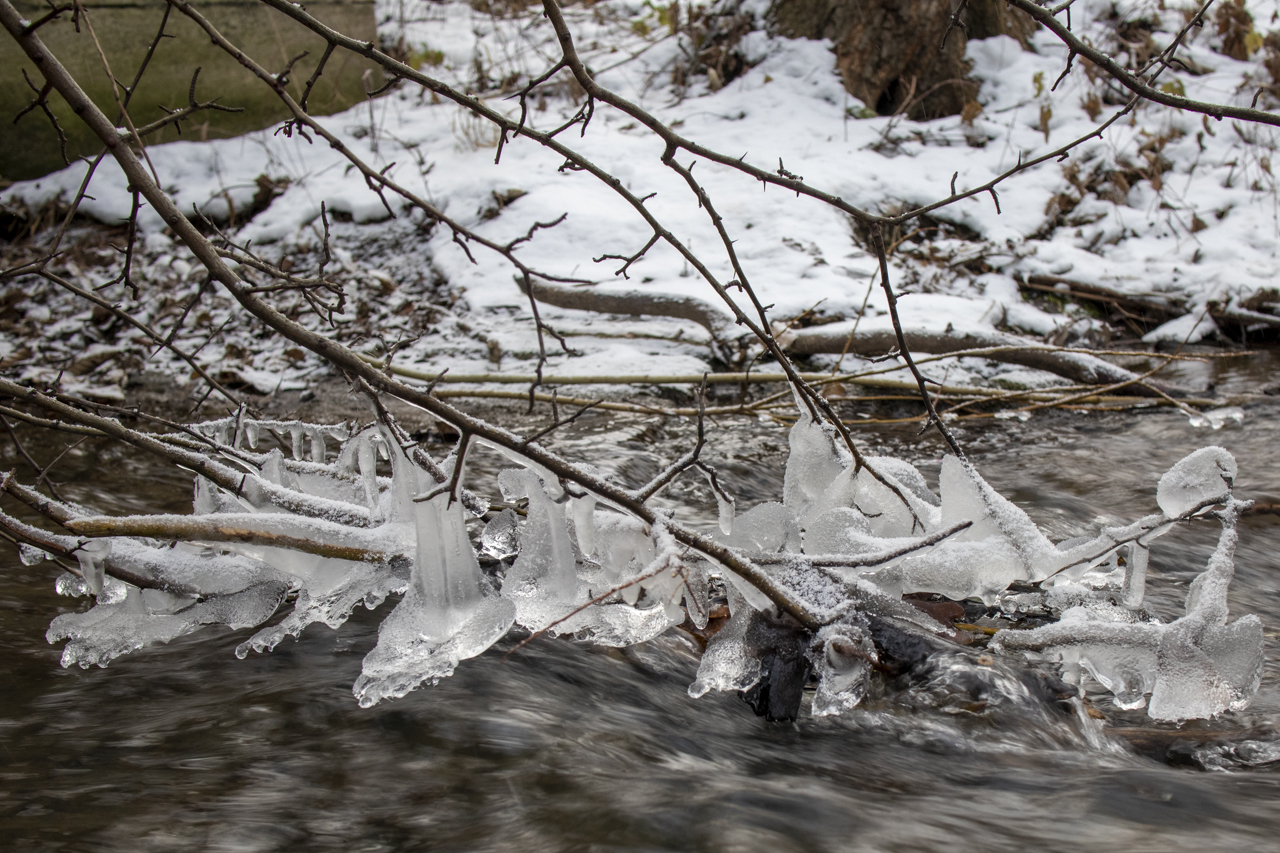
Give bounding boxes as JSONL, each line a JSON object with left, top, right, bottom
{"left": 768, "top": 0, "right": 1034, "bottom": 118}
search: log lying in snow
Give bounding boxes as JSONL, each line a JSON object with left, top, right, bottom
{"left": 1207, "top": 301, "right": 1280, "bottom": 331}
{"left": 524, "top": 279, "right": 736, "bottom": 352}
{"left": 784, "top": 326, "right": 1189, "bottom": 397}
{"left": 1018, "top": 274, "right": 1280, "bottom": 336}
{"left": 1017, "top": 274, "right": 1185, "bottom": 322}
{"left": 526, "top": 281, "right": 1193, "bottom": 397}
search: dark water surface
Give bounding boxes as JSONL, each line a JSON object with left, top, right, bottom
{"left": 3, "top": 370, "right": 1280, "bottom": 851}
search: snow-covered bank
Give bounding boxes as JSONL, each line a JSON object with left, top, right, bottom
{"left": 4, "top": 0, "right": 1280, "bottom": 401}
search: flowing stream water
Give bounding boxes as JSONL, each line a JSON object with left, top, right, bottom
{"left": 3, "top": 357, "right": 1280, "bottom": 851}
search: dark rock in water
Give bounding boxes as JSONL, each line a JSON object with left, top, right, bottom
{"left": 866, "top": 614, "right": 951, "bottom": 676}
{"left": 1017, "top": 668, "right": 1079, "bottom": 707}
{"left": 740, "top": 648, "right": 810, "bottom": 722}
{"left": 961, "top": 600, "right": 998, "bottom": 622}
{"left": 738, "top": 611, "right": 811, "bottom": 722}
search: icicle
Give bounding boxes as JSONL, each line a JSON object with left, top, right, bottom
{"left": 1188, "top": 406, "right": 1245, "bottom": 429}
{"left": 74, "top": 540, "right": 111, "bottom": 595}
{"left": 55, "top": 572, "right": 90, "bottom": 597}
{"left": 899, "top": 538, "right": 1028, "bottom": 606}
{"left": 802, "top": 507, "right": 872, "bottom": 555}
{"left": 811, "top": 618, "right": 876, "bottom": 717}
{"left": 480, "top": 509, "right": 520, "bottom": 561}
{"left": 550, "top": 518, "right": 687, "bottom": 647}
{"left": 682, "top": 563, "right": 711, "bottom": 630}
{"left": 309, "top": 429, "right": 326, "bottom": 464}
{"left": 999, "top": 495, "right": 1263, "bottom": 721}
{"left": 290, "top": 426, "right": 305, "bottom": 460}
{"left": 862, "top": 462, "right": 938, "bottom": 535}
{"left": 259, "top": 448, "right": 287, "bottom": 486}
{"left": 707, "top": 555, "right": 776, "bottom": 613}
{"left": 782, "top": 403, "right": 845, "bottom": 522}
{"left": 193, "top": 476, "right": 217, "bottom": 515}
{"left": 689, "top": 587, "right": 761, "bottom": 698}
{"left": 192, "top": 475, "right": 250, "bottom": 515}
{"left": 349, "top": 438, "right": 515, "bottom": 706}
{"left": 495, "top": 467, "right": 682, "bottom": 647}
{"left": 356, "top": 432, "right": 381, "bottom": 521}
{"left": 719, "top": 501, "right": 799, "bottom": 554}
{"left": 499, "top": 468, "right": 579, "bottom": 627}
{"left": 385, "top": 431, "right": 482, "bottom": 626}
{"left": 481, "top": 440, "right": 566, "bottom": 500}
{"left": 593, "top": 511, "right": 653, "bottom": 590}
{"left": 1155, "top": 446, "right": 1235, "bottom": 517}
{"left": 571, "top": 494, "right": 598, "bottom": 557}
{"left": 701, "top": 467, "right": 735, "bottom": 535}
{"left": 938, "top": 455, "right": 1058, "bottom": 580}
{"left": 47, "top": 581, "right": 287, "bottom": 669}
{"left": 245, "top": 422, "right": 260, "bottom": 448}
{"left": 410, "top": 495, "right": 494, "bottom": 641}
{"left": 237, "top": 561, "right": 406, "bottom": 658}
{"left": 1120, "top": 541, "right": 1149, "bottom": 609}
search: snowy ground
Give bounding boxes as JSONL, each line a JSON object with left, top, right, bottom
{"left": 4, "top": 0, "right": 1280, "bottom": 402}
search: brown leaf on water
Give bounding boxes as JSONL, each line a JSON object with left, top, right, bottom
{"left": 680, "top": 605, "right": 731, "bottom": 650}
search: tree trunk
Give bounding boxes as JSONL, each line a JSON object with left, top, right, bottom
{"left": 768, "top": 0, "right": 1035, "bottom": 119}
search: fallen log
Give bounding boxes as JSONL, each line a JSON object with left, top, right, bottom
{"left": 524, "top": 280, "right": 735, "bottom": 351}
{"left": 525, "top": 281, "right": 1195, "bottom": 397}
{"left": 1017, "top": 274, "right": 1185, "bottom": 323}
{"left": 1207, "top": 301, "right": 1280, "bottom": 330}
{"left": 784, "top": 325, "right": 1194, "bottom": 396}
{"left": 1019, "top": 274, "right": 1280, "bottom": 338}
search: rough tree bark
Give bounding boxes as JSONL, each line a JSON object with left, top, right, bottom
{"left": 769, "top": 0, "right": 1036, "bottom": 118}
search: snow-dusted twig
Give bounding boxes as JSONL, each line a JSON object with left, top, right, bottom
{"left": 749, "top": 520, "right": 973, "bottom": 568}
{"left": 63, "top": 514, "right": 389, "bottom": 562}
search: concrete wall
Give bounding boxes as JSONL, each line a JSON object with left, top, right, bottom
{"left": 2, "top": 0, "right": 379, "bottom": 181}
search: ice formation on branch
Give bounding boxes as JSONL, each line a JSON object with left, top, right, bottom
{"left": 352, "top": 433, "right": 515, "bottom": 706}
{"left": 994, "top": 448, "right": 1263, "bottom": 722}
{"left": 12, "top": 407, "right": 1263, "bottom": 722}
{"left": 691, "top": 413, "right": 1262, "bottom": 721}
